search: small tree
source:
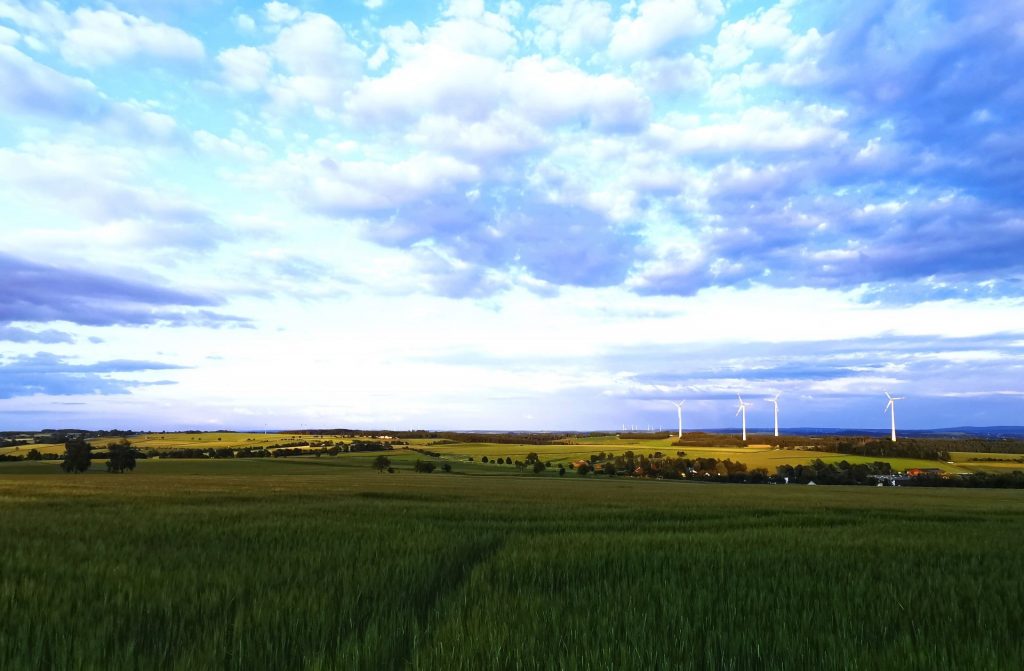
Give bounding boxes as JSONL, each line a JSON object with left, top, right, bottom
{"left": 558, "top": 465, "right": 566, "bottom": 476}
{"left": 61, "top": 437, "right": 92, "bottom": 474}
{"left": 532, "top": 461, "right": 546, "bottom": 475}
{"left": 372, "top": 455, "right": 392, "bottom": 473}
{"left": 414, "top": 460, "right": 436, "bottom": 473}
{"left": 442, "top": 463, "right": 452, "bottom": 473}
{"left": 26, "top": 448, "right": 42, "bottom": 461}
{"left": 577, "top": 464, "right": 590, "bottom": 476}
{"left": 481, "top": 456, "right": 489, "bottom": 463}
{"left": 106, "top": 439, "right": 137, "bottom": 474}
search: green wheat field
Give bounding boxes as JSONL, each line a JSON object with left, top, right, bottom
{"left": 2, "top": 455, "right": 1023, "bottom": 670}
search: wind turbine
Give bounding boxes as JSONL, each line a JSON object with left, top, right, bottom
{"left": 884, "top": 391, "right": 905, "bottom": 442}
{"left": 671, "top": 401, "right": 685, "bottom": 438}
{"left": 736, "top": 394, "right": 750, "bottom": 442}
{"left": 765, "top": 393, "right": 781, "bottom": 437}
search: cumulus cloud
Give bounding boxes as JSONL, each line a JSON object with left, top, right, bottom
{"left": 295, "top": 152, "right": 481, "bottom": 213}
{"left": 0, "top": 2, "right": 204, "bottom": 68}
{"left": 346, "top": 47, "right": 649, "bottom": 133}
{"left": 59, "top": 6, "right": 204, "bottom": 67}
{"left": 528, "top": 0, "right": 613, "bottom": 58}
{"left": 651, "top": 104, "right": 848, "bottom": 154}
{"left": 608, "top": 0, "right": 723, "bottom": 60}
{"left": 217, "top": 45, "right": 272, "bottom": 92}
{"left": 218, "top": 11, "right": 363, "bottom": 115}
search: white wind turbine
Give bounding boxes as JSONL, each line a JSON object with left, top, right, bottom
{"left": 884, "top": 391, "right": 905, "bottom": 442}
{"left": 765, "top": 393, "right": 781, "bottom": 437}
{"left": 671, "top": 401, "right": 685, "bottom": 438}
{"left": 736, "top": 394, "right": 751, "bottom": 442}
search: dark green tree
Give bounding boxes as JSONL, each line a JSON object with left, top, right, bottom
{"left": 372, "top": 455, "right": 392, "bottom": 473}
{"left": 414, "top": 460, "right": 436, "bottom": 473}
{"left": 60, "top": 436, "right": 92, "bottom": 473}
{"left": 106, "top": 439, "right": 137, "bottom": 473}
{"left": 532, "top": 461, "right": 546, "bottom": 474}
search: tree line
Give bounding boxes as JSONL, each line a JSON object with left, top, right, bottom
{"left": 672, "top": 432, "right": 1024, "bottom": 460}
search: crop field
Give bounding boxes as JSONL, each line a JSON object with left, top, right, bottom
{"left": 422, "top": 440, "right": 973, "bottom": 474}
{"left": 6, "top": 431, "right": 1016, "bottom": 478}
{"left": 948, "top": 451, "right": 1024, "bottom": 472}
{"left": 1, "top": 460, "right": 1023, "bottom": 670}
{"left": 0, "top": 432, "right": 320, "bottom": 457}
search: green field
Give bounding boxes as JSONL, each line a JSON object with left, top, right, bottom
{"left": 2, "top": 457, "right": 1023, "bottom": 669}
{"left": 7, "top": 431, "right": 1012, "bottom": 476}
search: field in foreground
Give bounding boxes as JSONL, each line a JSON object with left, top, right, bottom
{"left": 2, "top": 461, "right": 1023, "bottom": 670}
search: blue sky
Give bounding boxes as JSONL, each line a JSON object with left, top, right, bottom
{"left": 1, "top": 0, "right": 1023, "bottom": 431}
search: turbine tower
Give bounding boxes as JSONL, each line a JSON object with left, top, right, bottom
{"left": 765, "top": 393, "right": 781, "bottom": 437}
{"left": 671, "top": 401, "right": 685, "bottom": 439}
{"left": 884, "top": 391, "right": 905, "bottom": 442}
{"left": 736, "top": 394, "right": 750, "bottom": 442}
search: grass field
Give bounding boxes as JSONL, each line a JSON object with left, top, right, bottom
{"left": 1, "top": 458, "right": 1023, "bottom": 669}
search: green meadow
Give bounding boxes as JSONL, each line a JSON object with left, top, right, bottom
{"left": 2, "top": 456, "right": 1023, "bottom": 670}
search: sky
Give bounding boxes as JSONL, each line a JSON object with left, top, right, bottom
{"left": 1, "top": 0, "right": 1023, "bottom": 432}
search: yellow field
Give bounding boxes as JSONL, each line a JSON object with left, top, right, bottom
{"left": 7, "top": 433, "right": 1020, "bottom": 475}
{"left": 417, "top": 439, "right": 973, "bottom": 473}
{"left": 0, "top": 432, "right": 333, "bottom": 457}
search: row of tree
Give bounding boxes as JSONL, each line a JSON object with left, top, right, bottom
{"left": 60, "top": 438, "right": 137, "bottom": 474}
{"left": 672, "top": 432, "right": 1024, "bottom": 459}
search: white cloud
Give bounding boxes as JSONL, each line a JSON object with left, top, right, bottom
{"left": 507, "top": 56, "right": 650, "bottom": 131}
{"left": 347, "top": 46, "right": 648, "bottom": 133}
{"left": 193, "top": 129, "right": 269, "bottom": 161}
{"left": 364, "top": 0, "right": 385, "bottom": 9}
{"left": 60, "top": 7, "right": 205, "bottom": 68}
{"left": 264, "top": 2, "right": 300, "bottom": 24}
{"left": 284, "top": 151, "right": 481, "bottom": 212}
{"left": 631, "top": 53, "right": 711, "bottom": 94}
{"left": 367, "top": 44, "right": 388, "bottom": 70}
{"left": 0, "top": 0, "right": 68, "bottom": 36}
{"left": 444, "top": 0, "right": 485, "bottom": 19}
{"left": 405, "top": 110, "right": 547, "bottom": 157}
{"left": 218, "top": 45, "right": 272, "bottom": 92}
{"left": 528, "top": 0, "right": 613, "bottom": 57}
{"left": 0, "top": 139, "right": 228, "bottom": 254}
{"left": 0, "top": 44, "right": 177, "bottom": 140}
{"left": 609, "top": 0, "right": 723, "bottom": 60}
{"left": 712, "top": 3, "right": 793, "bottom": 69}
{"left": 427, "top": 3, "right": 517, "bottom": 57}
{"left": 650, "top": 105, "right": 848, "bottom": 153}
{"left": 234, "top": 14, "right": 256, "bottom": 32}
{"left": 347, "top": 44, "right": 505, "bottom": 123}
{"left": 0, "top": 25, "right": 18, "bottom": 45}
{"left": 217, "top": 12, "right": 364, "bottom": 114}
